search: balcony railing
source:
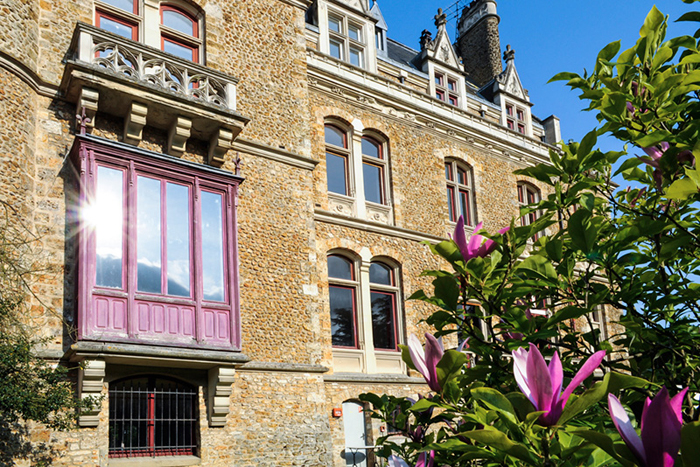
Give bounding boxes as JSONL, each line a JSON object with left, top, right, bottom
{"left": 68, "top": 22, "right": 237, "bottom": 111}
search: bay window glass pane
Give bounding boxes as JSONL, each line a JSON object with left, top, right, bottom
{"left": 363, "top": 162, "right": 383, "bottom": 204}
{"left": 137, "top": 177, "right": 162, "bottom": 294}
{"left": 349, "top": 47, "right": 361, "bottom": 67}
{"left": 201, "top": 191, "right": 225, "bottom": 302}
{"left": 330, "top": 286, "right": 356, "bottom": 347}
{"left": 361, "top": 138, "right": 380, "bottom": 158}
{"left": 369, "top": 263, "right": 392, "bottom": 285}
{"left": 166, "top": 183, "right": 191, "bottom": 297}
{"left": 328, "top": 256, "right": 353, "bottom": 280}
{"left": 329, "top": 40, "right": 342, "bottom": 59}
{"left": 163, "top": 38, "right": 195, "bottom": 61}
{"left": 94, "top": 166, "right": 124, "bottom": 288}
{"left": 99, "top": 15, "right": 135, "bottom": 39}
{"left": 101, "top": 0, "right": 134, "bottom": 13}
{"left": 371, "top": 291, "right": 396, "bottom": 349}
{"left": 162, "top": 9, "right": 194, "bottom": 36}
{"left": 326, "top": 152, "right": 348, "bottom": 195}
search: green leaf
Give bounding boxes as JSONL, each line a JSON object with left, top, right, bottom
{"left": 682, "top": 422, "right": 700, "bottom": 467}
{"left": 432, "top": 274, "right": 460, "bottom": 311}
{"left": 597, "top": 40, "right": 622, "bottom": 62}
{"left": 578, "top": 130, "right": 598, "bottom": 160}
{"left": 462, "top": 430, "right": 539, "bottom": 465}
{"left": 547, "top": 306, "right": 589, "bottom": 328}
{"left": 436, "top": 350, "right": 469, "bottom": 389}
{"left": 568, "top": 209, "right": 597, "bottom": 253}
{"left": 572, "top": 430, "right": 636, "bottom": 467}
{"left": 471, "top": 388, "right": 516, "bottom": 421}
{"left": 640, "top": 5, "right": 665, "bottom": 38}
{"left": 665, "top": 177, "right": 699, "bottom": 200}
{"left": 544, "top": 238, "right": 563, "bottom": 262}
{"left": 549, "top": 72, "right": 581, "bottom": 83}
{"left": 516, "top": 255, "right": 557, "bottom": 281}
{"left": 676, "top": 11, "right": 700, "bottom": 22}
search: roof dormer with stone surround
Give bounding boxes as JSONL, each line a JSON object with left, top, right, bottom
{"left": 314, "top": 0, "right": 379, "bottom": 73}
{"left": 490, "top": 45, "right": 534, "bottom": 138}
{"left": 414, "top": 9, "right": 468, "bottom": 110}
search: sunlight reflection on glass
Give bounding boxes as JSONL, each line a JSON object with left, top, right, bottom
{"left": 88, "top": 166, "right": 124, "bottom": 288}
{"left": 166, "top": 183, "right": 190, "bottom": 297}
{"left": 137, "top": 176, "right": 162, "bottom": 294}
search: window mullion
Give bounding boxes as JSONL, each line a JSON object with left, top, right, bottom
{"left": 127, "top": 161, "right": 137, "bottom": 338}
{"left": 193, "top": 177, "right": 203, "bottom": 344}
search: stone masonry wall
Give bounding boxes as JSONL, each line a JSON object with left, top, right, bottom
{"left": 0, "top": 0, "right": 40, "bottom": 71}
{"left": 456, "top": 16, "right": 503, "bottom": 88}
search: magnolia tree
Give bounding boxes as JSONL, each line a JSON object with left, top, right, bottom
{"left": 361, "top": 3, "right": 700, "bottom": 466}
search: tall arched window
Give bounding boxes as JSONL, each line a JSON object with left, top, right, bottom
{"left": 369, "top": 261, "right": 398, "bottom": 350}
{"left": 160, "top": 4, "right": 201, "bottom": 62}
{"left": 95, "top": 0, "right": 204, "bottom": 63}
{"left": 517, "top": 182, "right": 541, "bottom": 227}
{"left": 445, "top": 159, "right": 475, "bottom": 226}
{"left": 325, "top": 124, "right": 351, "bottom": 196}
{"left": 328, "top": 254, "right": 358, "bottom": 348}
{"left": 109, "top": 376, "right": 199, "bottom": 459}
{"left": 361, "top": 136, "right": 387, "bottom": 205}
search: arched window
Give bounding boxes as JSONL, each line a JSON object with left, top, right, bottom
{"left": 95, "top": 0, "right": 204, "bottom": 63}
{"left": 361, "top": 136, "right": 387, "bottom": 205}
{"left": 109, "top": 376, "right": 198, "bottom": 459}
{"left": 160, "top": 4, "right": 201, "bottom": 62}
{"left": 369, "top": 261, "right": 398, "bottom": 350}
{"left": 328, "top": 254, "right": 358, "bottom": 348}
{"left": 517, "top": 182, "right": 540, "bottom": 227}
{"left": 325, "top": 124, "right": 351, "bottom": 196}
{"left": 445, "top": 159, "right": 475, "bottom": 226}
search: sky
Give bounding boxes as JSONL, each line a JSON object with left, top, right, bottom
{"left": 376, "top": 0, "right": 696, "bottom": 155}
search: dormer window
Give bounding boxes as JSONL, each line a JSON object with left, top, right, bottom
{"left": 328, "top": 12, "right": 365, "bottom": 68}
{"left": 435, "top": 72, "right": 459, "bottom": 107}
{"left": 506, "top": 103, "right": 527, "bottom": 134}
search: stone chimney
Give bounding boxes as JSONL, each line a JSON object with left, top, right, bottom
{"left": 455, "top": 0, "right": 502, "bottom": 87}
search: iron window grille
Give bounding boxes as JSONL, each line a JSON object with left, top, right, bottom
{"left": 109, "top": 376, "right": 199, "bottom": 459}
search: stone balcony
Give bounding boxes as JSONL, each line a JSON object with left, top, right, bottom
{"left": 60, "top": 22, "right": 249, "bottom": 166}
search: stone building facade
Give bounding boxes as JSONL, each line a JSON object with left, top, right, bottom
{"left": 0, "top": 0, "right": 615, "bottom": 465}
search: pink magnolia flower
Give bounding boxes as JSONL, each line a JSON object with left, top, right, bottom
{"left": 388, "top": 451, "right": 435, "bottom": 467}
{"left": 640, "top": 142, "right": 670, "bottom": 169}
{"left": 451, "top": 216, "right": 510, "bottom": 262}
{"left": 608, "top": 387, "right": 687, "bottom": 467}
{"left": 408, "top": 333, "right": 444, "bottom": 393}
{"left": 513, "top": 343, "right": 606, "bottom": 426}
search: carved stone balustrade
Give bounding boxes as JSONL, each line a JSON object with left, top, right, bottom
{"left": 60, "top": 22, "right": 249, "bottom": 165}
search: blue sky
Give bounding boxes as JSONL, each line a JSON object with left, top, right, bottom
{"left": 377, "top": 0, "right": 696, "bottom": 153}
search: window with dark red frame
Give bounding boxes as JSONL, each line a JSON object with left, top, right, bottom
{"left": 95, "top": 0, "right": 139, "bottom": 41}
{"left": 434, "top": 72, "right": 459, "bottom": 107}
{"left": 109, "top": 376, "right": 198, "bottom": 459}
{"left": 517, "top": 182, "right": 542, "bottom": 238}
{"left": 506, "top": 103, "right": 527, "bottom": 134}
{"left": 325, "top": 125, "right": 350, "bottom": 196}
{"left": 328, "top": 255, "right": 358, "bottom": 348}
{"left": 160, "top": 5, "right": 201, "bottom": 63}
{"left": 445, "top": 159, "right": 475, "bottom": 226}
{"left": 361, "top": 136, "right": 387, "bottom": 205}
{"left": 73, "top": 136, "right": 241, "bottom": 350}
{"left": 369, "top": 261, "right": 399, "bottom": 351}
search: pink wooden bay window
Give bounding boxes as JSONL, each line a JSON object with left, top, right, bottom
{"left": 72, "top": 136, "right": 242, "bottom": 350}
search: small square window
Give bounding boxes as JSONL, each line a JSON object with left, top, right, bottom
{"left": 506, "top": 105, "right": 514, "bottom": 117}
{"left": 348, "top": 24, "right": 361, "bottom": 42}
{"left": 517, "top": 109, "right": 524, "bottom": 121}
{"left": 436, "top": 89, "right": 445, "bottom": 101}
{"left": 349, "top": 47, "right": 362, "bottom": 67}
{"left": 329, "top": 16, "right": 342, "bottom": 33}
{"left": 518, "top": 124, "right": 525, "bottom": 134}
{"left": 507, "top": 120, "right": 515, "bottom": 130}
{"left": 435, "top": 74, "right": 444, "bottom": 86}
{"left": 448, "top": 80, "right": 456, "bottom": 91}
{"left": 449, "top": 95, "right": 458, "bottom": 106}
{"left": 329, "top": 40, "right": 342, "bottom": 59}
